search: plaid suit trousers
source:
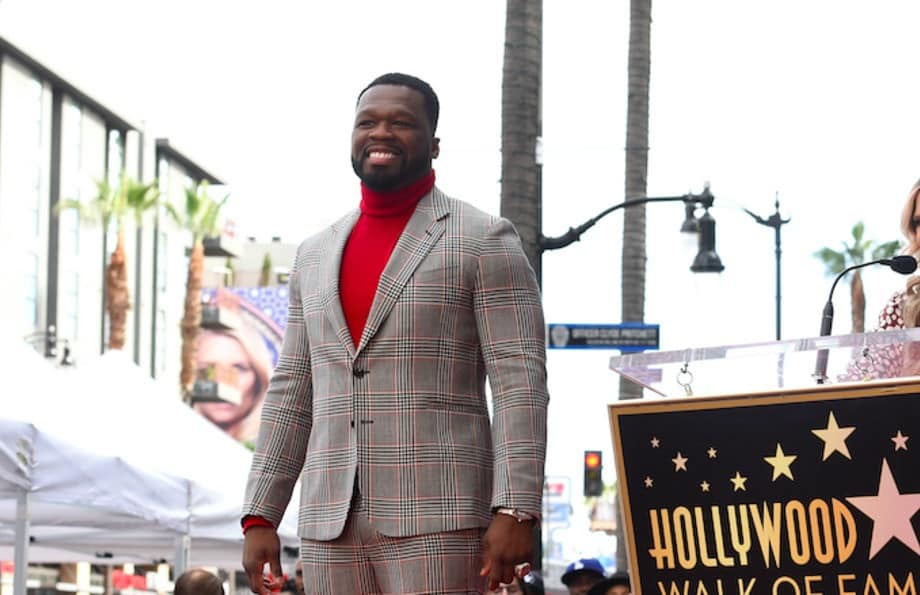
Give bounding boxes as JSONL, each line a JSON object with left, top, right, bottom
{"left": 299, "top": 488, "right": 487, "bottom": 595}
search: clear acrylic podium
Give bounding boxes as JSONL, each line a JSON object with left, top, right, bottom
{"left": 608, "top": 326, "right": 920, "bottom": 398}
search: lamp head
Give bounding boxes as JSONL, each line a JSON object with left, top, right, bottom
{"left": 690, "top": 208, "right": 725, "bottom": 273}
{"left": 680, "top": 202, "right": 700, "bottom": 233}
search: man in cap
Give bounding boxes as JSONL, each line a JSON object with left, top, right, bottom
{"left": 586, "top": 572, "right": 631, "bottom": 595}
{"left": 561, "top": 558, "right": 606, "bottom": 595}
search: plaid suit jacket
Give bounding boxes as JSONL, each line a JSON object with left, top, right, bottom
{"left": 242, "top": 187, "right": 549, "bottom": 540}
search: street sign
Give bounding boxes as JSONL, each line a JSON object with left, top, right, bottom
{"left": 547, "top": 323, "right": 659, "bottom": 351}
{"left": 543, "top": 476, "right": 572, "bottom": 524}
{"left": 544, "top": 476, "right": 571, "bottom": 502}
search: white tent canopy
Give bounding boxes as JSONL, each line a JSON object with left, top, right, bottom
{"left": 0, "top": 339, "right": 193, "bottom": 594}
{"left": 0, "top": 342, "right": 299, "bottom": 591}
{"left": 64, "top": 351, "right": 299, "bottom": 543}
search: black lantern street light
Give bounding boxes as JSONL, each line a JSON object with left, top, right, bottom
{"left": 743, "top": 198, "right": 790, "bottom": 340}
{"left": 539, "top": 184, "right": 724, "bottom": 274}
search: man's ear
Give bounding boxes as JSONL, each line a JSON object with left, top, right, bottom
{"left": 432, "top": 137, "right": 440, "bottom": 159}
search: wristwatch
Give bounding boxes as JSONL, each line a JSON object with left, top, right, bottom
{"left": 495, "top": 507, "right": 537, "bottom": 523}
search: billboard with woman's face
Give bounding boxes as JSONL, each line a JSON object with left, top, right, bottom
{"left": 197, "top": 287, "right": 289, "bottom": 443}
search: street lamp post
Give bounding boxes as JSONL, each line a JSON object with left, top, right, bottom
{"left": 539, "top": 185, "right": 725, "bottom": 274}
{"left": 743, "top": 198, "right": 790, "bottom": 340}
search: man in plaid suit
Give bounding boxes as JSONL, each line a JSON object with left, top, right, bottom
{"left": 242, "top": 73, "right": 549, "bottom": 594}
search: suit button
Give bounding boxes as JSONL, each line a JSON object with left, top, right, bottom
{"left": 353, "top": 368, "right": 368, "bottom": 378}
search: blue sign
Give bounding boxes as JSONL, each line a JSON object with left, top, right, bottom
{"left": 547, "top": 323, "right": 659, "bottom": 352}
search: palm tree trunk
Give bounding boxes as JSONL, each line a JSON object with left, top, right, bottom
{"left": 620, "top": 0, "right": 652, "bottom": 396}
{"left": 616, "top": 0, "right": 653, "bottom": 574}
{"left": 851, "top": 269, "right": 866, "bottom": 333}
{"left": 500, "top": 0, "right": 543, "bottom": 282}
{"left": 105, "top": 229, "right": 131, "bottom": 350}
{"left": 180, "top": 240, "right": 205, "bottom": 399}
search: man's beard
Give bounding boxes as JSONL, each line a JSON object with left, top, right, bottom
{"left": 351, "top": 154, "right": 431, "bottom": 192}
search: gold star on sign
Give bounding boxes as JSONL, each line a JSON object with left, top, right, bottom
{"left": 730, "top": 472, "right": 748, "bottom": 492}
{"left": 700, "top": 481, "right": 711, "bottom": 492}
{"left": 644, "top": 476, "right": 654, "bottom": 488}
{"left": 764, "top": 443, "right": 797, "bottom": 481}
{"left": 650, "top": 437, "right": 660, "bottom": 448}
{"left": 707, "top": 447, "right": 717, "bottom": 459}
{"left": 811, "top": 411, "right": 855, "bottom": 461}
{"left": 892, "top": 431, "right": 909, "bottom": 452}
{"left": 672, "top": 452, "right": 688, "bottom": 471}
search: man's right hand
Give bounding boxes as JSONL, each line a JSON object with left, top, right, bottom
{"left": 242, "top": 526, "right": 283, "bottom": 594}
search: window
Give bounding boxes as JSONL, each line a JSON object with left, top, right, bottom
{"left": 24, "top": 252, "right": 39, "bottom": 327}
{"left": 26, "top": 76, "right": 44, "bottom": 236}
{"left": 61, "top": 99, "right": 83, "bottom": 256}
{"left": 155, "top": 309, "right": 168, "bottom": 373}
{"left": 61, "top": 270, "right": 79, "bottom": 340}
{"left": 157, "top": 232, "right": 168, "bottom": 293}
{"left": 106, "top": 129, "right": 124, "bottom": 187}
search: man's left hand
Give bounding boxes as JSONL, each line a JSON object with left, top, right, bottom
{"left": 480, "top": 513, "right": 535, "bottom": 590}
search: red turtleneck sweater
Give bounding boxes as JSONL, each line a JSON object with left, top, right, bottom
{"left": 339, "top": 170, "right": 435, "bottom": 347}
{"left": 242, "top": 170, "right": 435, "bottom": 534}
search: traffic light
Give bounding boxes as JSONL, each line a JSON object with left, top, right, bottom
{"left": 583, "top": 450, "right": 603, "bottom": 497}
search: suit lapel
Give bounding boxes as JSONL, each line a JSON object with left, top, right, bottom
{"left": 356, "top": 188, "right": 450, "bottom": 355}
{"left": 322, "top": 209, "right": 360, "bottom": 359}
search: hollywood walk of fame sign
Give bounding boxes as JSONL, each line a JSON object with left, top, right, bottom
{"left": 608, "top": 379, "right": 920, "bottom": 595}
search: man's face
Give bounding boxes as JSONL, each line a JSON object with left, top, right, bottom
{"left": 351, "top": 84, "right": 439, "bottom": 191}
{"left": 567, "top": 573, "right": 603, "bottom": 595}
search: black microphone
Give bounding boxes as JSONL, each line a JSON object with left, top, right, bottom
{"left": 814, "top": 255, "right": 917, "bottom": 383}
{"left": 883, "top": 254, "right": 919, "bottom": 274}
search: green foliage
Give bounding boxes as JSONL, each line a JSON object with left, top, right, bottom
{"left": 165, "top": 181, "right": 230, "bottom": 242}
{"left": 259, "top": 252, "right": 273, "bottom": 287}
{"left": 56, "top": 170, "right": 159, "bottom": 230}
{"left": 814, "top": 220, "right": 901, "bottom": 275}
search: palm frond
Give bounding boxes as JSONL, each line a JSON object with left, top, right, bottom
{"left": 814, "top": 247, "right": 846, "bottom": 275}
{"left": 124, "top": 179, "right": 160, "bottom": 227}
{"left": 163, "top": 202, "right": 182, "bottom": 228}
{"left": 185, "top": 185, "right": 202, "bottom": 222}
{"left": 852, "top": 221, "right": 865, "bottom": 243}
{"left": 872, "top": 240, "right": 902, "bottom": 260}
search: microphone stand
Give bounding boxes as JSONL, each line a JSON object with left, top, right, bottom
{"left": 813, "top": 256, "right": 918, "bottom": 383}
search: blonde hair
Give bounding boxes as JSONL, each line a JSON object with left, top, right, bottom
{"left": 199, "top": 324, "right": 272, "bottom": 442}
{"left": 900, "top": 179, "right": 920, "bottom": 327}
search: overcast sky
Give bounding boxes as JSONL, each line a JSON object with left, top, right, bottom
{"left": 4, "top": 0, "right": 920, "bottom": 513}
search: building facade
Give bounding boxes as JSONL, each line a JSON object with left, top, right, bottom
{"left": 0, "top": 36, "right": 222, "bottom": 386}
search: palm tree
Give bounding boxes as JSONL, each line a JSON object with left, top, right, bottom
{"left": 614, "top": 0, "right": 653, "bottom": 573}
{"left": 815, "top": 222, "right": 900, "bottom": 333}
{"left": 165, "top": 182, "right": 229, "bottom": 399}
{"left": 57, "top": 171, "right": 159, "bottom": 350}
{"left": 500, "top": 0, "right": 543, "bottom": 283}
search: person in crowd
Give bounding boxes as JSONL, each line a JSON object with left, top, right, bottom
{"left": 586, "top": 572, "right": 631, "bottom": 595}
{"left": 293, "top": 559, "right": 304, "bottom": 595}
{"left": 490, "top": 576, "right": 526, "bottom": 595}
{"left": 851, "top": 178, "right": 920, "bottom": 379}
{"left": 195, "top": 323, "right": 272, "bottom": 442}
{"left": 174, "top": 568, "right": 224, "bottom": 595}
{"left": 561, "top": 558, "right": 606, "bottom": 595}
{"left": 521, "top": 570, "right": 545, "bottom": 595}
{"left": 240, "top": 72, "right": 549, "bottom": 594}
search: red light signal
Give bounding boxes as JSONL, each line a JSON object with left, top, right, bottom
{"left": 585, "top": 452, "right": 601, "bottom": 469}
{"left": 583, "top": 450, "right": 603, "bottom": 497}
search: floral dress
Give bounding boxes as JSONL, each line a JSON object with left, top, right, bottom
{"left": 844, "top": 291, "right": 910, "bottom": 381}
